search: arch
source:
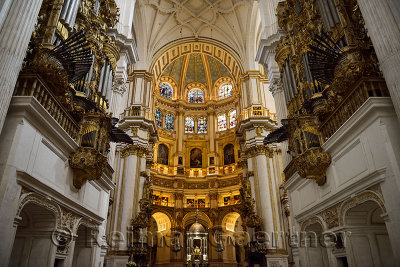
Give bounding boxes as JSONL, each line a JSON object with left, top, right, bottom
{"left": 339, "top": 190, "right": 386, "bottom": 226}
{"left": 17, "top": 192, "right": 62, "bottom": 229}
{"left": 157, "top": 144, "right": 169, "bottom": 165}
{"left": 150, "top": 40, "right": 244, "bottom": 83}
{"left": 159, "top": 81, "right": 174, "bottom": 99}
{"left": 221, "top": 212, "right": 241, "bottom": 232}
{"left": 214, "top": 76, "right": 235, "bottom": 99}
{"left": 190, "top": 148, "right": 202, "bottom": 168}
{"left": 301, "top": 216, "right": 327, "bottom": 232}
{"left": 218, "top": 82, "right": 234, "bottom": 100}
{"left": 183, "top": 211, "right": 213, "bottom": 229}
{"left": 224, "top": 144, "right": 235, "bottom": 165}
{"left": 152, "top": 212, "right": 172, "bottom": 232}
{"left": 10, "top": 201, "right": 59, "bottom": 267}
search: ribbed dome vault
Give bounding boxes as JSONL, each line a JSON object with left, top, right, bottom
{"left": 161, "top": 53, "right": 232, "bottom": 89}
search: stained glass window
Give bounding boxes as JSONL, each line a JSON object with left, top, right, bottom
{"left": 155, "top": 109, "right": 162, "bottom": 128}
{"left": 219, "top": 83, "right": 233, "bottom": 99}
{"left": 188, "top": 89, "right": 204, "bottom": 103}
{"left": 165, "top": 114, "right": 174, "bottom": 131}
{"left": 197, "top": 117, "right": 207, "bottom": 134}
{"left": 229, "top": 110, "right": 237, "bottom": 128}
{"left": 185, "top": 117, "right": 194, "bottom": 133}
{"left": 218, "top": 114, "right": 227, "bottom": 131}
{"left": 159, "top": 82, "right": 173, "bottom": 99}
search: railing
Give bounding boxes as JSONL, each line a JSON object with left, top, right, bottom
{"left": 319, "top": 78, "right": 389, "bottom": 142}
{"left": 240, "top": 105, "right": 277, "bottom": 121}
{"left": 122, "top": 105, "right": 153, "bottom": 121}
{"left": 183, "top": 203, "right": 210, "bottom": 208}
{"left": 152, "top": 201, "right": 175, "bottom": 207}
{"left": 14, "top": 74, "right": 79, "bottom": 140}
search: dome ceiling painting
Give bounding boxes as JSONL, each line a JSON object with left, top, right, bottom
{"left": 161, "top": 52, "right": 232, "bottom": 89}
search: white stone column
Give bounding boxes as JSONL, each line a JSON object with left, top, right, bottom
{"left": 357, "top": 0, "right": 400, "bottom": 121}
{"left": 253, "top": 151, "right": 275, "bottom": 241}
{"left": 114, "top": 151, "right": 142, "bottom": 251}
{"left": 0, "top": 0, "right": 43, "bottom": 135}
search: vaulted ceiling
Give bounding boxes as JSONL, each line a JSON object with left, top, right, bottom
{"left": 161, "top": 52, "right": 232, "bottom": 89}
{"left": 134, "top": 0, "right": 262, "bottom": 70}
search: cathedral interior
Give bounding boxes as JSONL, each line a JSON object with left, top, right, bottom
{"left": 0, "top": 0, "right": 399, "bottom": 266}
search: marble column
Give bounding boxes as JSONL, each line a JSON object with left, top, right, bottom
{"left": 357, "top": 0, "right": 400, "bottom": 121}
{"left": 112, "top": 149, "right": 143, "bottom": 251}
{"left": 270, "top": 79, "right": 291, "bottom": 168}
{"left": 0, "top": 0, "right": 43, "bottom": 135}
{"left": 253, "top": 151, "right": 275, "bottom": 241}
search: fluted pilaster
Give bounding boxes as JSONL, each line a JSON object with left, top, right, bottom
{"left": 0, "top": 0, "right": 43, "bottom": 134}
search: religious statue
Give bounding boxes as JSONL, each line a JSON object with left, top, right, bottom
{"left": 193, "top": 246, "right": 201, "bottom": 256}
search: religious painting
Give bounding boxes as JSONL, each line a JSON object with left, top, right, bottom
{"left": 190, "top": 148, "right": 202, "bottom": 168}
{"left": 198, "top": 199, "right": 205, "bottom": 207}
{"left": 224, "top": 144, "right": 235, "bottom": 165}
{"left": 157, "top": 144, "right": 169, "bottom": 165}
{"left": 224, "top": 196, "right": 231, "bottom": 206}
{"left": 209, "top": 157, "right": 214, "bottom": 165}
{"left": 161, "top": 197, "right": 168, "bottom": 206}
{"left": 187, "top": 199, "right": 195, "bottom": 207}
{"left": 178, "top": 156, "right": 183, "bottom": 165}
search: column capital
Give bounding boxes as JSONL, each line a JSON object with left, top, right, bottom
{"left": 269, "top": 78, "right": 284, "bottom": 96}
{"left": 120, "top": 144, "right": 148, "bottom": 158}
{"left": 112, "top": 77, "right": 127, "bottom": 95}
{"left": 246, "top": 145, "right": 274, "bottom": 159}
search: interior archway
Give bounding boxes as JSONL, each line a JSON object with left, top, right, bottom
{"left": 344, "top": 200, "right": 394, "bottom": 267}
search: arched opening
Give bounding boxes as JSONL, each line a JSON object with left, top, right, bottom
{"left": 344, "top": 200, "right": 394, "bottom": 267}
{"left": 9, "top": 202, "right": 57, "bottom": 267}
{"left": 150, "top": 212, "right": 172, "bottom": 266}
{"left": 183, "top": 211, "right": 211, "bottom": 266}
{"left": 220, "top": 212, "right": 246, "bottom": 265}
{"left": 71, "top": 224, "right": 95, "bottom": 267}
{"left": 302, "top": 222, "right": 329, "bottom": 267}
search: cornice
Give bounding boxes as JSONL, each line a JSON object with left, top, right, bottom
{"left": 255, "top": 30, "right": 285, "bottom": 66}
{"left": 108, "top": 28, "right": 139, "bottom": 64}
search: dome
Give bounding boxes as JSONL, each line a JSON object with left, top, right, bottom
{"left": 160, "top": 52, "right": 233, "bottom": 94}
{"left": 189, "top": 222, "right": 205, "bottom": 232}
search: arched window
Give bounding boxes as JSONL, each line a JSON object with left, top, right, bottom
{"left": 218, "top": 114, "right": 227, "bottom": 131}
{"left": 224, "top": 144, "right": 235, "bottom": 165}
{"left": 155, "top": 109, "right": 162, "bottom": 128}
{"left": 188, "top": 89, "right": 204, "bottom": 103}
{"left": 190, "top": 148, "right": 202, "bottom": 168}
{"left": 197, "top": 117, "right": 207, "bottom": 134}
{"left": 219, "top": 83, "right": 233, "bottom": 99}
{"left": 185, "top": 117, "right": 194, "bottom": 133}
{"left": 229, "top": 110, "right": 237, "bottom": 128}
{"left": 165, "top": 114, "right": 174, "bottom": 131}
{"left": 157, "top": 144, "right": 169, "bottom": 165}
{"left": 159, "top": 82, "right": 173, "bottom": 99}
